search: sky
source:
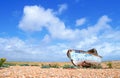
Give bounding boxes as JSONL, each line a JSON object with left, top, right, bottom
{"left": 0, "top": 0, "right": 120, "bottom": 62}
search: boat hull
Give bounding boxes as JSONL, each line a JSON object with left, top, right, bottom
{"left": 67, "top": 49, "right": 102, "bottom": 66}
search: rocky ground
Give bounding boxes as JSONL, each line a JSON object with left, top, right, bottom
{"left": 0, "top": 66, "right": 120, "bottom": 78}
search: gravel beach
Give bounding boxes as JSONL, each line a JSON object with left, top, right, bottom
{"left": 0, "top": 66, "right": 120, "bottom": 78}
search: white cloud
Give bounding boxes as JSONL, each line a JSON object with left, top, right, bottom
{"left": 76, "top": 18, "right": 86, "bottom": 26}
{"left": 1, "top": 28, "right": 120, "bottom": 61}
{"left": 71, "top": 15, "right": 111, "bottom": 41}
{"left": 0, "top": 37, "right": 69, "bottom": 61}
{"left": 19, "top": 6, "right": 53, "bottom": 32}
{"left": 58, "top": 3, "right": 67, "bottom": 14}
{"left": 41, "top": 34, "right": 51, "bottom": 44}
{"left": 71, "top": 15, "right": 120, "bottom": 60}
{"left": 10, "top": 5, "right": 120, "bottom": 61}
{"left": 18, "top": 5, "right": 78, "bottom": 40}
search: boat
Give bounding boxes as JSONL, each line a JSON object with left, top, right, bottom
{"left": 67, "top": 48, "right": 102, "bottom": 67}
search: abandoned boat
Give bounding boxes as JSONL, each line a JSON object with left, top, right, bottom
{"left": 67, "top": 48, "right": 102, "bottom": 67}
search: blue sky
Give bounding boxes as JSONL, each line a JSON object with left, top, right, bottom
{"left": 0, "top": 0, "right": 120, "bottom": 62}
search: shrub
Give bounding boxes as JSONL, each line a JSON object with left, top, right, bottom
{"left": 4, "top": 63, "right": 16, "bottom": 66}
{"left": 62, "top": 64, "right": 76, "bottom": 69}
{"left": 49, "top": 64, "right": 59, "bottom": 68}
{"left": 90, "top": 64, "right": 102, "bottom": 69}
{"left": 41, "top": 64, "right": 50, "bottom": 68}
{"left": 31, "top": 64, "right": 39, "bottom": 66}
{"left": 1, "top": 64, "right": 9, "bottom": 68}
{"left": 107, "top": 62, "right": 112, "bottom": 68}
{"left": 41, "top": 64, "right": 60, "bottom": 68}
{"left": 0, "top": 58, "right": 6, "bottom": 67}
{"left": 19, "top": 64, "right": 30, "bottom": 66}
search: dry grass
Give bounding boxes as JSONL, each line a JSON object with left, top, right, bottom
{"left": 5, "top": 61, "right": 72, "bottom": 67}
{"left": 101, "top": 61, "right": 120, "bottom": 69}
{"left": 5, "top": 61, "right": 120, "bottom": 69}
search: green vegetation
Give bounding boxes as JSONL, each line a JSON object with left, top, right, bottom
{"left": 31, "top": 64, "right": 39, "bottom": 66}
{"left": 90, "top": 64, "right": 102, "bottom": 69}
{"left": 62, "top": 64, "right": 76, "bottom": 69}
{"left": 107, "top": 62, "right": 112, "bottom": 68}
{"left": 0, "top": 61, "right": 119, "bottom": 69}
{"left": 19, "top": 64, "right": 30, "bottom": 66}
{"left": 4, "top": 62, "right": 16, "bottom": 66}
{"left": 48, "top": 64, "right": 59, "bottom": 68}
{"left": 1, "top": 64, "right": 10, "bottom": 68}
{"left": 41, "top": 64, "right": 60, "bottom": 68}
{"left": 0, "top": 58, "right": 6, "bottom": 67}
{"left": 41, "top": 64, "right": 50, "bottom": 68}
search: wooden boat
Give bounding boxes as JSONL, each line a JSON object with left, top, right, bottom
{"left": 67, "top": 48, "right": 102, "bottom": 67}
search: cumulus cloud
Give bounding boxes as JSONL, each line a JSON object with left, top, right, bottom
{"left": 19, "top": 6, "right": 52, "bottom": 32}
{"left": 5, "top": 5, "right": 120, "bottom": 61}
{"left": 0, "top": 37, "right": 69, "bottom": 61}
{"left": 19, "top": 5, "right": 78, "bottom": 40}
{"left": 69, "top": 15, "right": 120, "bottom": 60}
{"left": 76, "top": 18, "right": 86, "bottom": 26}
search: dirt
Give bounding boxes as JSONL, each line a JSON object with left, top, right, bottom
{"left": 0, "top": 66, "right": 120, "bottom": 78}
